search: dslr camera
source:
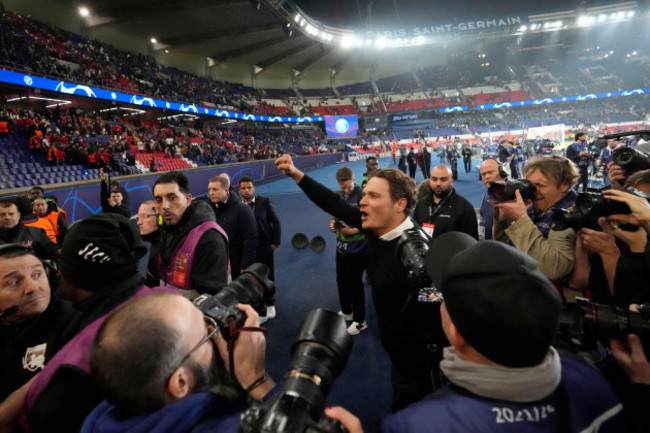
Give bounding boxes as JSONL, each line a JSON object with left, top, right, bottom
{"left": 487, "top": 179, "right": 536, "bottom": 204}
{"left": 193, "top": 263, "right": 274, "bottom": 334}
{"left": 558, "top": 298, "right": 650, "bottom": 350}
{"left": 552, "top": 189, "right": 650, "bottom": 231}
{"left": 240, "top": 309, "right": 352, "bottom": 433}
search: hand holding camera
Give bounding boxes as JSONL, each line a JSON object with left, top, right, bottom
{"left": 602, "top": 189, "right": 650, "bottom": 227}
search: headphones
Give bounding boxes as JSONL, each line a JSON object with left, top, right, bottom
{"left": 479, "top": 158, "right": 508, "bottom": 180}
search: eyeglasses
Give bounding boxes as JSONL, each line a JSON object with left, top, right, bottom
{"left": 175, "top": 315, "right": 219, "bottom": 368}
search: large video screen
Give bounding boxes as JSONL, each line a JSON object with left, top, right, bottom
{"left": 325, "top": 115, "right": 359, "bottom": 138}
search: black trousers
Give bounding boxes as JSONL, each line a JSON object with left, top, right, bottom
{"left": 463, "top": 157, "right": 472, "bottom": 173}
{"left": 335, "top": 251, "right": 367, "bottom": 322}
{"left": 578, "top": 167, "right": 589, "bottom": 192}
{"left": 256, "top": 242, "right": 275, "bottom": 306}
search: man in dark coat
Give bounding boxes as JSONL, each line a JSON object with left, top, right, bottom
{"left": 207, "top": 175, "right": 258, "bottom": 280}
{"left": 239, "top": 176, "right": 281, "bottom": 322}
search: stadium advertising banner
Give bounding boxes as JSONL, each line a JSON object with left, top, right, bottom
{"left": 325, "top": 115, "right": 359, "bottom": 138}
{"left": 0, "top": 69, "right": 323, "bottom": 124}
{"left": 363, "top": 15, "right": 527, "bottom": 38}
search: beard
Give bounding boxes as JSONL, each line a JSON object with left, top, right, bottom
{"left": 189, "top": 340, "right": 246, "bottom": 402}
{"left": 433, "top": 186, "right": 451, "bottom": 199}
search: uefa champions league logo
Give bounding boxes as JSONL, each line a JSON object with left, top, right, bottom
{"left": 130, "top": 96, "right": 156, "bottom": 107}
{"left": 55, "top": 82, "right": 97, "bottom": 97}
{"left": 335, "top": 118, "right": 349, "bottom": 134}
{"left": 24, "top": 76, "right": 33, "bottom": 86}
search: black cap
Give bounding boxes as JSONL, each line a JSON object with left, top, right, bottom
{"left": 425, "top": 232, "right": 562, "bottom": 367}
{"left": 60, "top": 214, "right": 146, "bottom": 291}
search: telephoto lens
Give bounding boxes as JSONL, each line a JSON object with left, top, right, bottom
{"left": 240, "top": 308, "right": 352, "bottom": 433}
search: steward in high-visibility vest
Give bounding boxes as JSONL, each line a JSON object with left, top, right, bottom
{"left": 29, "top": 135, "right": 41, "bottom": 152}
{"left": 31, "top": 197, "right": 67, "bottom": 244}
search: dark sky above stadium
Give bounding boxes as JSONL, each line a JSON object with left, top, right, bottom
{"left": 295, "top": 0, "right": 589, "bottom": 28}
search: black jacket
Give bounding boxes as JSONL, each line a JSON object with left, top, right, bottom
{"left": 100, "top": 178, "right": 132, "bottom": 218}
{"left": 0, "top": 223, "right": 58, "bottom": 261}
{"left": 412, "top": 185, "right": 479, "bottom": 240}
{"left": 147, "top": 201, "right": 229, "bottom": 294}
{"left": 210, "top": 193, "right": 258, "bottom": 278}
{"left": 297, "top": 175, "right": 446, "bottom": 368}
{"left": 0, "top": 296, "right": 80, "bottom": 401}
{"left": 250, "top": 195, "right": 281, "bottom": 246}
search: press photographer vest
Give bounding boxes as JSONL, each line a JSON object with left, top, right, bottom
{"left": 156, "top": 221, "right": 230, "bottom": 294}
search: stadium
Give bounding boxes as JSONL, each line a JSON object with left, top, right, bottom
{"left": 0, "top": 0, "right": 649, "bottom": 431}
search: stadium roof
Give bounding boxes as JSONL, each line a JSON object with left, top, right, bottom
{"left": 26, "top": 0, "right": 648, "bottom": 87}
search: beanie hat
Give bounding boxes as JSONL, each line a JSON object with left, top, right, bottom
{"left": 60, "top": 214, "right": 146, "bottom": 291}
{"left": 425, "top": 232, "right": 562, "bottom": 368}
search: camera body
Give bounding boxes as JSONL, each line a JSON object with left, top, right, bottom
{"left": 487, "top": 179, "right": 536, "bottom": 204}
{"left": 240, "top": 309, "right": 352, "bottom": 433}
{"left": 552, "top": 189, "right": 650, "bottom": 231}
{"left": 193, "top": 263, "right": 274, "bottom": 334}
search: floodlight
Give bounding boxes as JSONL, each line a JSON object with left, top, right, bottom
{"left": 616, "top": 12, "right": 625, "bottom": 19}
{"left": 627, "top": 11, "right": 635, "bottom": 18}
{"left": 294, "top": 14, "right": 300, "bottom": 23}
{"left": 79, "top": 7, "right": 89, "bottom": 17}
{"left": 150, "top": 38, "right": 157, "bottom": 44}
{"left": 632, "top": 51, "right": 637, "bottom": 55}
{"left": 598, "top": 14, "right": 606, "bottom": 21}
{"left": 519, "top": 25, "right": 527, "bottom": 32}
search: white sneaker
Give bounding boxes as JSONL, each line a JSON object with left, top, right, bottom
{"left": 266, "top": 306, "right": 276, "bottom": 319}
{"left": 338, "top": 311, "right": 353, "bottom": 321}
{"left": 347, "top": 321, "right": 368, "bottom": 335}
{"left": 258, "top": 315, "right": 268, "bottom": 325}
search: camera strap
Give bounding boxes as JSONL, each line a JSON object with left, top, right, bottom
{"left": 225, "top": 316, "right": 267, "bottom": 381}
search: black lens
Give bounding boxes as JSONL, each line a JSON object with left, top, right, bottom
{"left": 575, "top": 192, "right": 630, "bottom": 217}
{"left": 613, "top": 147, "right": 638, "bottom": 166}
{"left": 396, "top": 228, "right": 431, "bottom": 288}
{"left": 487, "top": 180, "right": 535, "bottom": 204}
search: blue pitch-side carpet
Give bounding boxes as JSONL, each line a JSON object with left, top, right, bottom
{"left": 255, "top": 157, "right": 486, "bottom": 432}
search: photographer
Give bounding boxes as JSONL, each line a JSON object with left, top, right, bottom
{"left": 492, "top": 155, "right": 579, "bottom": 282}
{"left": 602, "top": 180, "right": 650, "bottom": 307}
{"left": 80, "top": 294, "right": 273, "bottom": 433}
{"left": 275, "top": 154, "right": 447, "bottom": 411}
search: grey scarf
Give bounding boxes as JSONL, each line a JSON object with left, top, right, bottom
{"left": 440, "top": 346, "right": 562, "bottom": 402}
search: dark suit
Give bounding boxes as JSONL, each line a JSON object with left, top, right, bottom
{"left": 248, "top": 195, "right": 281, "bottom": 305}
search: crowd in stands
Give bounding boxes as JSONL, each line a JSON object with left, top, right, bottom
{"left": 0, "top": 9, "right": 646, "bottom": 123}
{"left": 0, "top": 104, "right": 331, "bottom": 186}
